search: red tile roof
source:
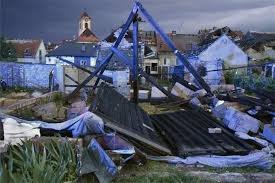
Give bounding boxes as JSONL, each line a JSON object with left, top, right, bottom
{"left": 77, "top": 28, "right": 99, "bottom": 43}
{"left": 11, "top": 40, "right": 41, "bottom": 58}
{"left": 157, "top": 33, "right": 200, "bottom": 53}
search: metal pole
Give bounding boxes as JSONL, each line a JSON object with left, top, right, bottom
{"left": 132, "top": 14, "right": 139, "bottom": 103}
{"left": 111, "top": 46, "right": 176, "bottom": 99}
{"left": 136, "top": 2, "right": 213, "bottom": 96}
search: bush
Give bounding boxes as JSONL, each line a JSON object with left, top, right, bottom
{"left": 234, "top": 74, "right": 275, "bottom": 92}
{"left": 0, "top": 139, "right": 77, "bottom": 183}
{"left": 224, "top": 70, "right": 236, "bottom": 84}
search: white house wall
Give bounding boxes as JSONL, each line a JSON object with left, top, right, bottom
{"left": 186, "top": 57, "right": 224, "bottom": 85}
{"left": 34, "top": 41, "right": 47, "bottom": 63}
{"left": 46, "top": 56, "right": 75, "bottom": 65}
{"left": 199, "top": 35, "right": 248, "bottom": 67}
{"left": 17, "top": 58, "right": 37, "bottom": 63}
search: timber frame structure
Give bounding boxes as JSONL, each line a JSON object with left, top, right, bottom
{"left": 61, "top": 2, "right": 213, "bottom": 102}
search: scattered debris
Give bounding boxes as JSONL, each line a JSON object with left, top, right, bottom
{"left": 171, "top": 82, "right": 195, "bottom": 99}
{"left": 151, "top": 110, "right": 254, "bottom": 156}
{"left": 94, "top": 83, "right": 171, "bottom": 155}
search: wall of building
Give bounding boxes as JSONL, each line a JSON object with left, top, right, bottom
{"left": 199, "top": 35, "right": 248, "bottom": 67}
{"left": 186, "top": 57, "right": 224, "bottom": 85}
{"left": 46, "top": 56, "right": 96, "bottom": 67}
{"left": 46, "top": 56, "right": 74, "bottom": 65}
{"left": 0, "top": 61, "right": 57, "bottom": 88}
{"left": 17, "top": 58, "right": 38, "bottom": 63}
{"left": 143, "top": 58, "right": 159, "bottom": 74}
{"left": 16, "top": 41, "right": 47, "bottom": 64}
{"left": 158, "top": 52, "right": 177, "bottom": 66}
{"left": 34, "top": 41, "right": 47, "bottom": 63}
{"left": 74, "top": 56, "right": 91, "bottom": 66}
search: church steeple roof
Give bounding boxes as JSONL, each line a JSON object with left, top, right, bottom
{"left": 80, "top": 12, "right": 91, "bottom": 19}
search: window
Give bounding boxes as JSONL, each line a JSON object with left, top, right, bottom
{"left": 81, "top": 45, "right": 86, "bottom": 52}
{"left": 164, "top": 57, "right": 167, "bottom": 65}
{"left": 265, "top": 65, "right": 272, "bottom": 77}
{"left": 151, "top": 63, "right": 158, "bottom": 71}
{"left": 39, "top": 50, "right": 42, "bottom": 61}
{"left": 85, "top": 23, "right": 88, "bottom": 29}
{"left": 24, "top": 48, "right": 31, "bottom": 57}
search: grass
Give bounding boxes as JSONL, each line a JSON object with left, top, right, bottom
{"left": 12, "top": 108, "right": 35, "bottom": 120}
{"left": 113, "top": 160, "right": 275, "bottom": 183}
{"left": 114, "top": 173, "right": 213, "bottom": 183}
{"left": 113, "top": 161, "right": 214, "bottom": 183}
{"left": 52, "top": 92, "right": 65, "bottom": 106}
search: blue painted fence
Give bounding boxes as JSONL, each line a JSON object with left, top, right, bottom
{"left": 0, "top": 61, "right": 57, "bottom": 88}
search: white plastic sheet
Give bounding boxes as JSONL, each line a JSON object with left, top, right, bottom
{"left": 148, "top": 151, "right": 275, "bottom": 169}
{"left": 1, "top": 118, "right": 40, "bottom": 145}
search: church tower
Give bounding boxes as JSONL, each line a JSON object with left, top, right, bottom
{"left": 78, "top": 12, "right": 92, "bottom": 36}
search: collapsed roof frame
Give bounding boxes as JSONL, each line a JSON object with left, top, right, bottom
{"left": 62, "top": 2, "right": 213, "bottom": 101}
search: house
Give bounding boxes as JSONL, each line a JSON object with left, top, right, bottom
{"left": 156, "top": 31, "right": 200, "bottom": 77}
{"left": 157, "top": 31, "right": 200, "bottom": 66}
{"left": 198, "top": 26, "right": 244, "bottom": 45}
{"left": 182, "top": 34, "right": 248, "bottom": 85}
{"left": 139, "top": 30, "right": 157, "bottom": 52}
{"left": 240, "top": 31, "right": 275, "bottom": 61}
{"left": 195, "top": 34, "right": 248, "bottom": 67}
{"left": 143, "top": 44, "right": 159, "bottom": 75}
{"left": 46, "top": 42, "right": 99, "bottom": 66}
{"left": 45, "top": 12, "right": 101, "bottom": 66}
{"left": 7, "top": 39, "right": 47, "bottom": 63}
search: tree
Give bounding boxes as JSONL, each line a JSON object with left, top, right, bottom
{"left": 0, "top": 37, "right": 17, "bottom": 61}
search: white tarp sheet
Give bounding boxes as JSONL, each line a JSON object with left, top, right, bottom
{"left": 148, "top": 150, "right": 275, "bottom": 169}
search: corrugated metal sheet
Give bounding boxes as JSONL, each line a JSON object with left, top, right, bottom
{"left": 94, "top": 83, "right": 254, "bottom": 157}
{"left": 94, "top": 83, "right": 171, "bottom": 155}
{"left": 151, "top": 110, "right": 254, "bottom": 157}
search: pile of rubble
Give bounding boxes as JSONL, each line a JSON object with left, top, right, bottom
{"left": 0, "top": 82, "right": 275, "bottom": 182}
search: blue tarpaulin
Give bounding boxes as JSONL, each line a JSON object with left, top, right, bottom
{"left": 40, "top": 112, "right": 104, "bottom": 137}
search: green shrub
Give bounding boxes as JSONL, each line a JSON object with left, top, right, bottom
{"left": 234, "top": 74, "right": 275, "bottom": 92}
{"left": 224, "top": 70, "right": 236, "bottom": 84}
{"left": 0, "top": 139, "right": 77, "bottom": 183}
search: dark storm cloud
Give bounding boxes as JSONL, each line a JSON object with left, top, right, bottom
{"left": 1, "top": 0, "right": 275, "bottom": 42}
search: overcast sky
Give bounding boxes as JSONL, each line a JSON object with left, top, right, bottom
{"left": 1, "top": 0, "right": 275, "bottom": 42}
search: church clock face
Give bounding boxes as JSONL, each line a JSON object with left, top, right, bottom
{"left": 85, "top": 18, "right": 89, "bottom": 22}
